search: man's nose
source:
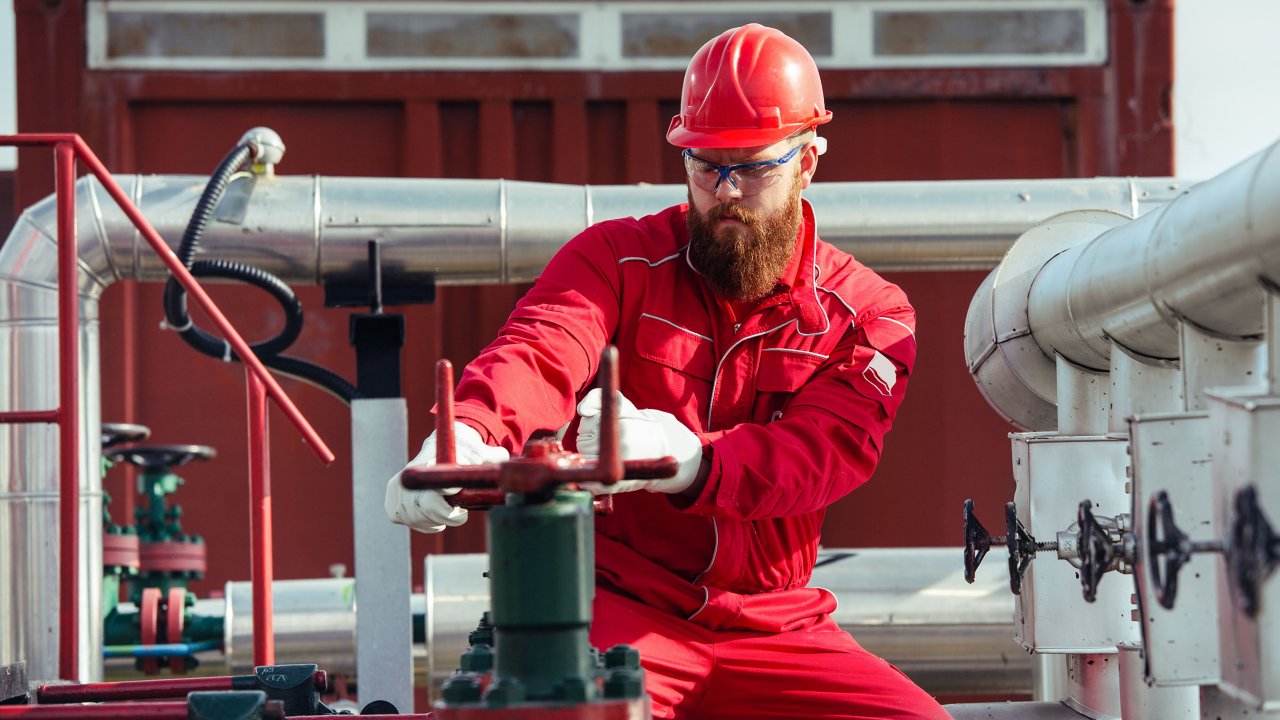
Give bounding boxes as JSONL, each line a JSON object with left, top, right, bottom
{"left": 714, "top": 177, "right": 744, "bottom": 201}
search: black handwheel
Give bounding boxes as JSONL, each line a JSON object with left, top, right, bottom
{"left": 1006, "top": 502, "right": 1033, "bottom": 595}
{"left": 104, "top": 444, "right": 217, "bottom": 471}
{"left": 1230, "top": 485, "right": 1280, "bottom": 618}
{"left": 963, "top": 499, "right": 993, "bottom": 584}
{"left": 101, "top": 423, "right": 151, "bottom": 449}
{"left": 1147, "top": 491, "right": 1189, "bottom": 610}
{"left": 1078, "top": 499, "right": 1115, "bottom": 603}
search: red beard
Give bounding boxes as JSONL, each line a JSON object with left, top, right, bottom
{"left": 686, "top": 173, "right": 803, "bottom": 302}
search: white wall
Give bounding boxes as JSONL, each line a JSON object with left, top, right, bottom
{"left": 1175, "top": 0, "right": 1280, "bottom": 179}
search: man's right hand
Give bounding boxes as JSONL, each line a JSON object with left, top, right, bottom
{"left": 384, "top": 422, "right": 510, "bottom": 533}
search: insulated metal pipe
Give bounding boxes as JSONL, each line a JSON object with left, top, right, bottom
{"left": 966, "top": 138, "right": 1280, "bottom": 429}
{"left": 0, "top": 173, "right": 1179, "bottom": 682}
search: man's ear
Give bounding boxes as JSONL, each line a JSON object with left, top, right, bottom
{"left": 799, "top": 144, "right": 820, "bottom": 189}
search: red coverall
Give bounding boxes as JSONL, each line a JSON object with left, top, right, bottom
{"left": 452, "top": 200, "right": 949, "bottom": 719}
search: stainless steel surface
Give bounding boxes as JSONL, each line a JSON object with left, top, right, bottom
{"left": 350, "top": 399, "right": 413, "bottom": 713}
{"left": 426, "top": 548, "right": 1029, "bottom": 697}
{"left": 1179, "top": 322, "right": 1265, "bottom": 412}
{"left": 1117, "top": 643, "right": 1198, "bottom": 719}
{"left": 1107, "top": 345, "right": 1182, "bottom": 433}
{"left": 1063, "top": 653, "right": 1120, "bottom": 719}
{"left": 1207, "top": 390, "right": 1280, "bottom": 709}
{"left": 967, "top": 138, "right": 1280, "bottom": 429}
{"left": 0, "top": 316, "right": 103, "bottom": 683}
{"left": 945, "top": 701, "right": 1091, "bottom": 719}
{"left": 965, "top": 210, "right": 1130, "bottom": 431}
{"left": 1056, "top": 357, "right": 1110, "bottom": 436}
{"left": 224, "top": 578, "right": 358, "bottom": 675}
{"left": 1030, "top": 140, "right": 1280, "bottom": 365}
{"left": 1129, "top": 412, "right": 1220, "bottom": 687}
{"left": 0, "top": 169, "right": 1184, "bottom": 680}
{"left": 1012, "top": 434, "right": 1138, "bottom": 653}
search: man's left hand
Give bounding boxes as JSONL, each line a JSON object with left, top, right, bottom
{"left": 575, "top": 388, "right": 703, "bottom": 495}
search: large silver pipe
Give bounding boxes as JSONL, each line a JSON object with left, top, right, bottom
{"left": 966, "top": 138, "right": 1280, "bottom": 429}
{"left": 0, "top": 172, "right": 1180, "bottom": 681}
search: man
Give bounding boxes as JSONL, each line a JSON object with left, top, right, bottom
{"left": 386, "top": 24, "right": 948, "bottom": 720}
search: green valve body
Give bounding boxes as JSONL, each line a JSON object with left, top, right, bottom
{"left": 486, "top": 490, "right": 596, "bottom": 704}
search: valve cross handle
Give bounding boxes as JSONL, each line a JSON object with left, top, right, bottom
{"left": 402, "top": 346, "right": 679, "bottom": 504}
{"left": 1147, "top": 490, "right": 1223, "bottom": 610}
{"left": 1149, "top": 486, "right": 1279, "bottom": 617}
{"left": 1077, "top": 500, "right": 1125, "bottom": 603}
{"left": 963, "top": 499, "right": 1058, "bottom": 595}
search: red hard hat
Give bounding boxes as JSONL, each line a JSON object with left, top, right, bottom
{"left": 666, "top": 24, "right": 832, "bottom": 149}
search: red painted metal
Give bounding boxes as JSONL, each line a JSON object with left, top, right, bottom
{"left": 0, "top": 132, "right": 336, "bottom": 681}
{"left": 246, "top": 370, "right": 275, "bottom": 667}
{"left": 0, "top": 410, "right": 60, "bottom": 423}
{"left": 166, "top": 587, "right": 186, "bottom": 674}
{"left": 138, "top": 540, "right": 208, "bottom": 574}
{"left": 66, "top": 137, "right": 335, "bottom": 466}
{"left": 55, "top": 141, "right": 80, "bottom": 682}
{"left": 101, "top": 533, "right": 141, "bottom": 569}
{"left": 36, "top": 671, "right": 326, "bottom": 704}
{"left": 38, "top": 675, "right": 233, "bottom": 704}
{"left": 437, "top": 360, "right": 456, "bottom": 465}
{"left": 0, "top": 702, "right": 194, "bottom": 719}
{"left": 138, "top": 587, "right": 161, "bottom": 675}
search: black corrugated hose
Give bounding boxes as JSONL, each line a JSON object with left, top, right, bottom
{"left": 161, "top": 141, "right": 357, "bottom": 403}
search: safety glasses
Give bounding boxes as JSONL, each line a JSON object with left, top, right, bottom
{"left": 682, "top": 145, "right": 803, "bottom": 195}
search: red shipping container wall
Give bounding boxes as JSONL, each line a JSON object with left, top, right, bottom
{"left": 12, "top": 0, "right": 1173, "bottom": 593}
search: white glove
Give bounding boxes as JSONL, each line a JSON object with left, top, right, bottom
{"left": 384, "top": 422, "right": 510, "bottom": 533}
{"left": 575, "top": 389, "right": 702, "bottom": 495}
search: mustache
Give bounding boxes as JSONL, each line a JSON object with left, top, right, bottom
{"left": 704, "top": 202, "right": 761, "bottom": 225}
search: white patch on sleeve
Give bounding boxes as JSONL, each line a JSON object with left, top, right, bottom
{"left": 863, "top": 350, "right": 897, "bottom": 397}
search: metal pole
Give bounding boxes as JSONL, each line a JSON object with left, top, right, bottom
{"left": 247, "top": 370, "right": 275, "bottom": 666}
{"left": 55, "top": 141, "right": 81, "bottom": 682}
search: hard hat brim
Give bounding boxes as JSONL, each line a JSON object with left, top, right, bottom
{"left": 665, "top": 113, "right": 832, "bottom": 150}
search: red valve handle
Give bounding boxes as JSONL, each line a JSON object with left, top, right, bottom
{"left": 404, "top": 346, "right": 678, "bottom": 505}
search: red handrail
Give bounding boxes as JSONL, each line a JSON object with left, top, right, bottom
{"left": 0, "top": 134, "right": 334, "bottom": 680}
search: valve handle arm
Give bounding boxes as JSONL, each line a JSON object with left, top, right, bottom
{"left": 1147, "top": 490, "right": 1193, "bottom": 610}
{"left": 1077, "top": 500, "right": 1116, "bottom": 603}
{"left": 404, "top": 347, "right": 678, "bottom": 505}
{"left": 1230, "top": 485, "right": 1280, "bottom": 618}
{"left": 104, "top": 444, "right": 217, "bottom": 472}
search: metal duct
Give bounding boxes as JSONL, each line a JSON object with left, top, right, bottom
{"left": 0, "top": 172, "right": 1180, "bottom": 681}
{"left": 965, "top": 138, "right": 1280, "bottom": 430}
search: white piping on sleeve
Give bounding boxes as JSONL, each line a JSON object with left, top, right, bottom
{"left": 692, "top": 517, "right": 719, "bottom": 586}
{"left": 877, "top": 315, "right": 917, "bottom": 339}
{"left": 619, "top": 252, "right": 681, "bottom": 267}
{"left": 761, "top": 347, "right": 829, "bottom": 360}
{"left": 640, "top": 313, "right": 713, "bottom": 342}
{"left": 706, "top": 321, "right": 793, "bottom": 427}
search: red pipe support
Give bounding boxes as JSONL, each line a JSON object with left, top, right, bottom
{"left": 55, "top": 141, "right": 81, "bottom": 682}
{"left": 247, "top": 370, "right": 275, "bottom": 667}
{"left": 37, "top": 676, "right": 234, "bottom": 704}
{"left": 61, "top": 136, "right": 333, "bottom": 465}
{"left": 0, "top": 132, "right": 336, "bottom": 685}
{"left": 0, "top": 702, "right": 192, "bottom": 719}
{"left": 0, "top": 701, "right": 286, "bottom": 719}
{"left": 0, "top": 410, "right": 60, "bottom": 423}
